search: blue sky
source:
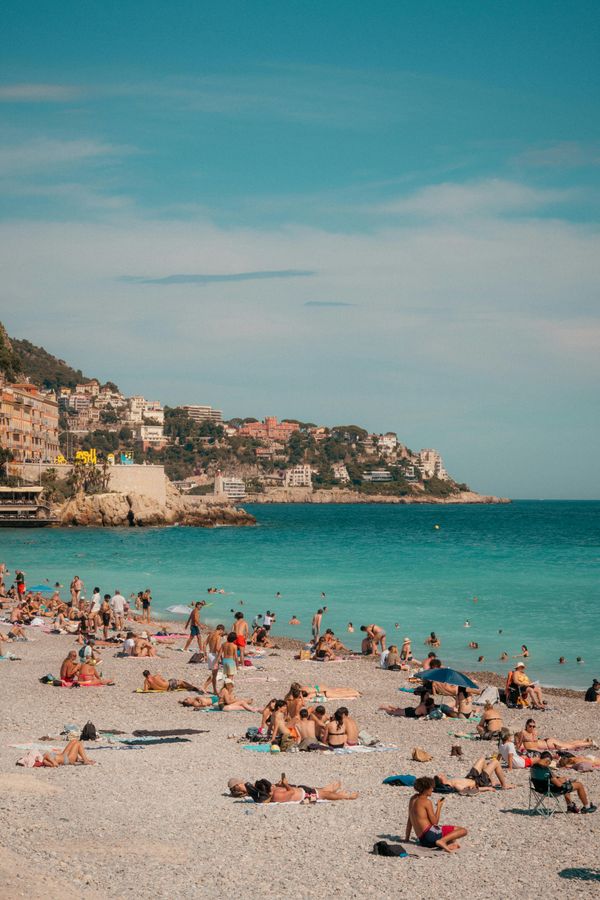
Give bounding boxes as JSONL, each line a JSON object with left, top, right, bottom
{"left": 0, "top": 1, "right": 599, "bottom": 497}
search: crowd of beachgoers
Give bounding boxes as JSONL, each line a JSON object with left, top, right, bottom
{"left": 1, "top": 559, "right": 599, "bottom": 895}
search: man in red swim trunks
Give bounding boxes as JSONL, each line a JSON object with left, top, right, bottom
{"left": 405, "top": 777, "right": 468, "bottom": 852}
{"left": 15, "top": 570, "right": 25, "bottom": 596}
{"left": 233, "top": 611, "right": 249, "bottom": 667}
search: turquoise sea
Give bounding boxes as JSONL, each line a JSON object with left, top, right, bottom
{"left": 1, "top": 501, "right": 599, "bottom": 689}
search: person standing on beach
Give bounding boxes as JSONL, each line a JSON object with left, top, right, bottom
{"left": 233, "top": 611, "right": 249, "bottom": 668}
{"left": 70, "top": 575, "right": 83, "bottom": 607}
{"left": 15, "top": 569, "right": 26, "bottom": 598}
{"left": 141, "top": 588, "right": 152, "bottom": 623}
{"left": 110, "top": 589, "right": 126, "bottom": 631}
{"left": 184, "top": 601, "right": 206, "bottom": 653}
{"left": 204, "top": 625, "right": 225, "bottom": 693}
{"left": 312, "top": 609, "right": 323, "bottom": 643}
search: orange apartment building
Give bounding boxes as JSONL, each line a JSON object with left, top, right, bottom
{"left": 238, "top": 416, "right": 300, "bottom": 442}
{"left": 0, "top": 381, "right": 60, "bottom": 463}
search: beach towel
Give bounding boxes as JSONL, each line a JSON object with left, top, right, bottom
{"left": 132, "top": 728, "right": 208, "bottom": 736}
{"left": 398, "top": 687, "right": 416, "bottom": 693}
{"left": 134, "top": 687, "right": 188, "bottom": 693}
{"left": 383, "top": 775, "right": 416, "bottom": 787}
{"left": 333, "top": 744, "right": 399, "bottom": 755}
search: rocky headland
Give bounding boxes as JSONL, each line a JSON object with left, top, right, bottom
{"left": 56, "top": 483, "right": 255, "bottom": 528}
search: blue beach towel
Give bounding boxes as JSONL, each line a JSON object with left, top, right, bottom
{"left": 383, "top": 774, "right": 416, "bottom": 787}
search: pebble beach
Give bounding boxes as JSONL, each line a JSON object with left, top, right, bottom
{"left": 1, "top": 626, "right": 598, "bottom": 899}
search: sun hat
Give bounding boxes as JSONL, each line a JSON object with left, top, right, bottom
{"left": 224, "top": 677, "right": 234, "bottom": 684}
{"left": 515, "top": 662, "right": 526, "bottom": 669}
{"left": 403, "top": 637, "right": 411, "bottom": 642}
{"left": 228, "top": 778, "right": 243, "bottom": 790}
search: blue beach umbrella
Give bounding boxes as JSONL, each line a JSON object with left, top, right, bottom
{"left": 418, "top": 668, "right": 479, "bottom": 690}
{"left": 28, "top": 584, "right": 54, "bottom": 593}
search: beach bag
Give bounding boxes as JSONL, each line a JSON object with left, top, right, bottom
{"left": 358, "top": 730, "right": 379, "bottom": 747}
{"left": 427, "top": 708, "right": 443, "bottom": 720}
{"left": 80, "top": 721, "right": 98, "bottom": 741}
{"left": 373, "top": 841, "right": 407, "bottom": 858}
{"left": 450, "top": 745, "right": 463, "bottom": 757}
{"left": 412, "top": 747, "right": 433, "bottom": 763}
{"left": 188, "top": 653, "right": 204, "bottom": 664}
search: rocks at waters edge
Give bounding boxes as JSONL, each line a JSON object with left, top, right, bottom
{"left": 246, "top": 487, "right": 510, "bottom": 504}
{"left": 56, "top": 486, "right": 255, "bottom": 528}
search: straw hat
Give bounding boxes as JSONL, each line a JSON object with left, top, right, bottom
{"left": 515, "top": 662, "right": 526, "bottom": 669}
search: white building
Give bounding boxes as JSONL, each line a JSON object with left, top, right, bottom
{"left": 182, "top": 404, "right": 223, "bottom": 424}
{"left": 363, "top": 469, "right": 392, "bottom": 483}
{"left": 214, "top": 470, "right": 246, "bottom": 500}
{"left": 377, "top": 432, "right": 398, "bottom": 454}
{"left": 135, "top": 424, "right": 166, "bottom": 448}
{"left": 143, "top": 400, "right": 164, "bottom": 425}
{"left": 284, "top": 464, "right": 312, "bottom": 487}
{"left": 418, "top": 449, "right": 448, "bottom": 480}
{"left": 332, "top": 463, "right": 350, "bottom": 483}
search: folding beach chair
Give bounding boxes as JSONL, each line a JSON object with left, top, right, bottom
{"left": 528, "top": 777, "right": 565, "bottom": 817}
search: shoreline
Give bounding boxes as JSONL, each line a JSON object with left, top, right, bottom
{"left": 245, "top": 488, "right": 511, "bottom": 505}
{"left": 148, "top": 614, "right": 588, "bottom": 698}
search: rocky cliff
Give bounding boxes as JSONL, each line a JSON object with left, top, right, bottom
{"left": 56, "top": 486, "right": 255, "bottom": 528}
{"left": 245, "top": 487, "right": 510, "bottom": 505}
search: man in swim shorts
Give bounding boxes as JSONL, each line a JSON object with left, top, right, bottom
{"left": 142, "top": 671, "right": 202, "bottom": 692}
{"left": 233, "top": 611, "right": 249, "bottom": 667}
{"left": 184, "top": 601, "right": 206, "bottom": 654}
{"left": 204, "top": 625, "right": 225, "bottom": 693}
{"left": 220, "top": 632, "right": 239, "bottom": 677}
{"left": 406, "top": 777, "right": 468, "bottom": 852}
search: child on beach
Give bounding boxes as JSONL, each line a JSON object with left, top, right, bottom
{"left": 405, "top": 777, "right": 468, "bottom": 852}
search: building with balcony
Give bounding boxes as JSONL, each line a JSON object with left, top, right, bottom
{"left": 214, "top": 470, "right": 246, "bottom": 500}
{"left": 284, "top": 464, "right": 312, "bottom": 487}
{"left": 363, "top": 468, "right": 393, "bottom": 483}
{"left": 239, "top": 416, "right": 300, "bottom": 442}
{"left": 0, "top": 380, "right": 59, "bottom": 463}
{"left": 181, "top": 404, "right": 223, "bottom": 424}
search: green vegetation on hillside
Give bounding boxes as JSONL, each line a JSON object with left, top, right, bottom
{"left": 10, "top": 338, "right": 91, "bottom": 391}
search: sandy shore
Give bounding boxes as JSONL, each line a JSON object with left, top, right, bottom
{"left": 0, "top": 626, "right": 598, "bottom": 899}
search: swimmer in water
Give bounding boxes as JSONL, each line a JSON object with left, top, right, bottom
{"left": 288, "top": 615, "right": 300, "bottom": 626}
{"left": 559, "top": 657, "right": 566, "bottom": 665}
{"left": 395, "top": 623, "right": 400, "bottom": 630}
{"left": 478, "top": 656, "right": 485, "bottom": 662}
{"left": 577, "top": 657, "right": 584, "bottom": 664}
{"left": 468, "top": 642, "right": 479, "bottom": 650}
{"left": 275, "top": 592, "right": 281, "bottom": 600}
{"left": 500, "top": 651, "right": 509, "bottom": 661}
{"left": 347, "top": 622, "right": 354, "bottom": 633}
{"left": 513, "top": 645, "right": 529, "bottom": 659}
{"left": 464, "top": 621, "right": 471, "bottom": 628}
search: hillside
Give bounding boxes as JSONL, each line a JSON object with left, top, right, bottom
{"left": 0, "top": 320, "right": 110, "bottom": 392}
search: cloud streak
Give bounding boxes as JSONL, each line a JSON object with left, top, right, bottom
{"left": 120, "top": 270, "right": 315, "bottom": 285}
{"left": 0, "top": 138, "right": 133, "bottom": 175}
{"left": 304, "top": 300, "right": 354, "bottom": 307}
{"left": 0, "top": 83, "right": 81, "bottom": 102}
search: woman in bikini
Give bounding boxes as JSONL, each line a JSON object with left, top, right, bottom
{"left": 476, "top": 701, "right": 504, "bottom": 737}
{"left": 42, "top": 739, "right": 96, "bottom": 767}
{"left": 289, "top": 682, "right": 361, "bottom": 701}
{"left": 516, "top": 719, "right": 594, "bottom": 752}
{"left": 325, "top": 709, "right": 348, "bottom": 748}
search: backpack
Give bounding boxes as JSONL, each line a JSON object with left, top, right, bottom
{"left": 373, "top": 841, "right": 408, "bottom": 858}
{"left": 80, "top": 721, "right": 98, "bottom": 741}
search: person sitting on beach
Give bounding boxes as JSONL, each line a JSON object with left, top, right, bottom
{"left": 309, "top": 705, "right": 330, "bottom": 743}
{"left": 313, "top": 636, "right": 336, "bottom": 661}
{"left": 60, "top": 650, "right": 80, "bottom": 685}
{"left": 584, "top": 679, "right": 600, "bottom": 702}
{"left": 405, "top": 777, "right": 468, "bottom": 852}
{"left": 449, "top": 686, "right": 474, "bottom": 719}
{"left": 335, "top": 707, "right": 359, "bottom": 745}
{"left": 400, "top": 637, "right": 413, "bottom": 661}
{"left": 132, "top": 634, "right": 157, "bottom": 657}
{"left": 296, "top": 708, "right": 329, "bottom": 750}
{"left": 41, "top": 739, "right": 96, "bottom": 767}
{"left": 531, "top": 752, "right": 596, "bottom": 813}
{"left": 516, "top": 719, "right": 594, "bottom": 753}
{"left": 434, "top": 757, "right": 515, "bottom": 794}
{"left": 427, "top": 659, "right": 458, "bottom": 699}
{"left": 228, "top": 775, "right": 358, "bottom": 802}
{"left": 383, "top": 645, "right": 403, "bottom": 670}
{"left": 260, "top": 698, "right": 278, "bottom": 730}
{"left": 322, "top": 629, "right": 350, "bottom": 653}
{"left": 79, "top": 660, "right": 114, "bottom": 686}
{"left": 142, "top": 671, "right": 200, "bottom": 692}
{"left": 218, "top": 678, "right": 260, "bottom": 712}
{"left": 325, "top": 708, "right": 350, "bottom": 748}
{"left": 499, "top": 729, "right": 537, "bottom": 768}
{"left": 476, "top": 701, "right": 503, "bottom": 738}
{"left": 360, "top": 623, "right": 386, "bottom": 653}
{"left": 252, "top": 626, "right": 274, "bottom": 649}
{"left": 379, "top": 687, "right": 435, "bottom": 719}
{"left": 425, "top": 632, "right": 441, "bottom": 648}
{"left": 420, "top": 652, "right": 438, "bottom": 671}
{"left": 511, "top": 662, "right": 545, "bottom": 709}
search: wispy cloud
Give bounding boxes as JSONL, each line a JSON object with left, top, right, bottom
{"left": 120, "top": 270, "right": 315, "bottom": 285}
{"left": 304, "top": 300, "right": 354, "bottom": 307}
{"left": 515, "top": 142, "right": 600, "bottom": 169}
{"left": 0, "top": 83, "right": 81, "bottom": 102}
{"left": 375, "top": 178, "right": 570, "bottom": 219}
{"left": 0, "top": 138, "right": 133, "bottom": 175}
